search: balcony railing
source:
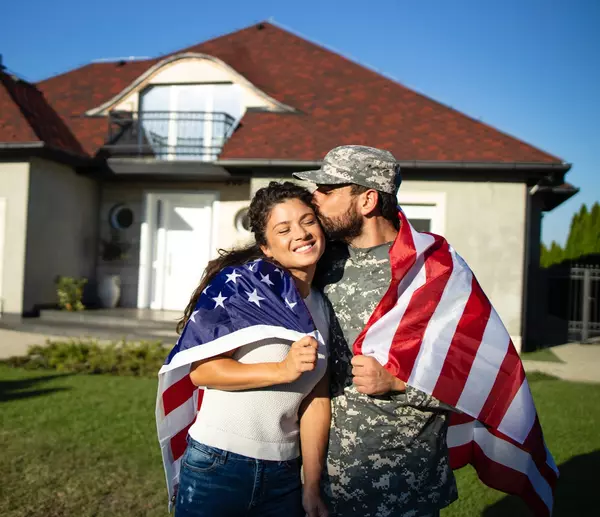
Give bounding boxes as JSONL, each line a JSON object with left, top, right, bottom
{"left": 105, "top": 110, "right": 237, "bottom": 161}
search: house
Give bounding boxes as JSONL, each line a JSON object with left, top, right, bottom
{"left": 0, "top": 21, "right": 577, "bottom": 351}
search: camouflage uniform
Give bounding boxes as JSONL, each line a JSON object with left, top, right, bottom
{"left": 316, "top": 242, "right": 457, "bottom": 517}
{"left": 296, "top": 146, "right": 458, "bottom": 517}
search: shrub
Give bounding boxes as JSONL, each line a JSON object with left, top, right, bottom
{"left": 3, "top": 339, "right": 168, "bottom": 377}
{"left": 56, "top": 276, "right": 87, "bottom": 311}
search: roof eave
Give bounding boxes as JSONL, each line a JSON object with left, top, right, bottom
{"left": 218, "top": 158, "right": 571, "bottom": 172}
{"left": 532, "top": 184, "right": 580, "bottom": 212}
{"left": 0, "top": 142, "right": 93, "bottom": 167}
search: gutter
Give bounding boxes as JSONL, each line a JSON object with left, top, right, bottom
{"left": 217, "top": 158, "right": 572, "bottom": 172}
{"left": 0, "top": 142, "right": 45, "bottom": 149}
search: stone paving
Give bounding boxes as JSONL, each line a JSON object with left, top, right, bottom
{"left": 523, "top": 343, "right": 600, "bottom": 384}
{"left": 1, "top": 326, "right": 598, "bottom": 384}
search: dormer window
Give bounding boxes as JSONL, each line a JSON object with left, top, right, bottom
{"left": 138, "top": 83, "right": 243, "bottom": 160}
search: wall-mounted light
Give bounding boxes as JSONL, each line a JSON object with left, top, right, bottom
{"left": 234, "top": 207, "right": 251, "bottom": 233}
{"left": 109, "top": 204, "right": 134, "bottom": 230}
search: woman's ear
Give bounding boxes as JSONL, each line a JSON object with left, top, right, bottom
{"left": 260, "top": 244, "right": 273, "bottom": 258}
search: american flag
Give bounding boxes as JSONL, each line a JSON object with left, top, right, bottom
{"left": 156, "top": 259, "right": 323, "bottom": 507}
{"left": 353, "top": 210, "right": 558, "bottom": 516}
{"left": 156, "top": 213, "right": 558, "bottom": 515}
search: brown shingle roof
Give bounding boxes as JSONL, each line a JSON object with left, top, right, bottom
{"left": 6, "top": 22, "right": 564, "bottom": 164}
{"left": 0, "top": 70, "right": 86, "bottom": 156}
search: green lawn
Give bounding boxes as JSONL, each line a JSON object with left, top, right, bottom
{"left": 1, "top": 367, "right": 598, "bottom": 517}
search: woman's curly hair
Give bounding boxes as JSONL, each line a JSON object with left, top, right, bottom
{"left": 177, "top": 181, "right": 316, "bottom": 333}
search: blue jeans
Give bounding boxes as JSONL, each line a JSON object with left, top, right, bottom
{"left": 175, "top": 438, "right": 304, "bottom": 517}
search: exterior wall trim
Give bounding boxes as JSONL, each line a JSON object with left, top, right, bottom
{"left": 85, "top": 53, "right": 298, "bottom": 116}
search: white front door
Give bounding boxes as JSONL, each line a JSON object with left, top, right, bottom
{"left": 145, "top": 192, "right": 216, "bottom": 311}
{"left": 0, "top": 198, "right": 5, "bottom": 306}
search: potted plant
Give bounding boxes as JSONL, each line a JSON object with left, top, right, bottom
{"left": 98, "top": 231, "right": 131, "bottom": 308}
{"left": 56, "top": 276, "right": 88, "bottom": 311}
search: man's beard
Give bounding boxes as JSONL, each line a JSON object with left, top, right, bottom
{"left": 317, "top": 204, "right": 363, "bottom": 242}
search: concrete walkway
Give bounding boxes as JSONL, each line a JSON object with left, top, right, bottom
{"left": 2, "top": 328, "right": 599, "bottom": 383}
{"left": 523, "top": 343, "right": 600, "bottom": 384}
{"left": 0, "top": 329, "right": 63, "bottom": 360}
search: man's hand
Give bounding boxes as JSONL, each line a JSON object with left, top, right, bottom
{"left": 351, "top": 355, "right": 406, "bottom": 395}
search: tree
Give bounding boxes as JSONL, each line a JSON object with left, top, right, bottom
{"left": 541, "top": 202, "right": 600, "bottom": 267}
{"left": 589, "top": 202, "right": 600, "bottom": 254}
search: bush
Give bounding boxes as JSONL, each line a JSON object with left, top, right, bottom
{"left": 4, "top": 339, "right": 168, "bottom": 377}
{"left": 56, "top": 276, "right": 87, "bottom": 311}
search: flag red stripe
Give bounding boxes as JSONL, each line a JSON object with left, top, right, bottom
{"left": 468, "top": 441, "right": 551, "bottom": 517}
{"left": 196, "top": 388, "right": 205, "bottom": 410}
{"left": 385, "top": 240, "right": 453, "bottom": 379}
{"left": 353, "top": 212, "right": 418, "bottom": 356}
{"left": 170, "top": 421, "right": 194, "bottom": 462}
{"left": 523, "top": 419, "right": 559, "bottom": 492}
{"left": 432, "top": 277, "right": 491, "bottom": 405}
{"left": 162, "top": 374, "right": 196, "bottom": 416}
{"left": 448, "top": 440, "right": 473, "bottom": 470}
{"left": 479, "top": 344, "right": 526, "bottom": 427}
{"left": 449, "top": 432, "right": 551, "bottom": 517}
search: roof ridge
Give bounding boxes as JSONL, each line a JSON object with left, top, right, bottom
{"left": 264, "top": 20, "right": 563, "bottom": 163}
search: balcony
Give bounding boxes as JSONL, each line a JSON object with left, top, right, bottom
{"left": 104, "top": 110, "right": 237, "bottom": 161}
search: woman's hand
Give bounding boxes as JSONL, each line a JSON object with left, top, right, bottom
{"left": 278, "top": 336, "right": 319, "bottom": 383}
{"left": 302, "top": 486, "right": 329, "bottom": 517}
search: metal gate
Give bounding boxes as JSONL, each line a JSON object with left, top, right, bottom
{"left": 547, "top": 264, "right": 600, "bottom": 342}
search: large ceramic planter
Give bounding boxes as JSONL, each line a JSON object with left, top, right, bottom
{"left": 98, "top": 274, "right": 121, "bottom": 308}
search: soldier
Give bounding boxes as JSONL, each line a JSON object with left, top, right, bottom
{"left": 294, "top": 145, "right": 458, "bottom": 517}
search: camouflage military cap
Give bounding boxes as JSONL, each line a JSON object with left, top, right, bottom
{"left": 293, "top": 145, "right": 401, "bottom": 194}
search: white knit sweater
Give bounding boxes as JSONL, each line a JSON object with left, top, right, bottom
{"left": 188, "top": 288, "right": 330, "bottom": 460}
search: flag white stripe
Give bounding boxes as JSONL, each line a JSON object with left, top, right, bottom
{"left": 408, "top": 249, "right": 473, "bottom": 393}
{"left": 161, "top": 364, "right": 191, "bottom": 391}
{"left": 474, "top": 424, "right": 553, "bottom": 513}
{"left": 157, "top": 392, "right": 196, "bottom": 445}
{"left": 545, "top": 441, "right": 559, "bottom": 475}
{"left": 362, "top": 225, "right": 435, "bottom": 364}
{"left": 456, "top": 308, "right": 510, "bottom": 418}
{"left": 361, "top": 254, "right": 427, "bottom": 364}
{"left": 448, "top": 421, "right": 553, "bottom": 513}
{"left": 160, "top": 325, "right": 319, "bottom": 373}
{"left": 499, "top": 378, "right": 536, "bottom": 444}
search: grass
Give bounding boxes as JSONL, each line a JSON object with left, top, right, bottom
{"left": 1, "top": 366, "right": 599, "bottom": 517}
{"left": 521, "top": 347, "right": 563, "bottom": 363}
{"left": 0, "top": 366, "right": 167, "bottom": 517}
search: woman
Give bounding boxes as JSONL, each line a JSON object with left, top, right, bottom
{"left": 173, "top": 182, "right": 330, "bottom": 517}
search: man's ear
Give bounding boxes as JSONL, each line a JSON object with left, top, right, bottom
{"left": 358, "top": 189, "right": 379, "bottom": 216}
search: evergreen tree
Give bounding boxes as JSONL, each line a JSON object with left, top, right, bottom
{"left": 548, "top": 241, "right": 563, "bottom": 266}
{"left": 540, "top": 242, "right": 550, "bottom": 268}
{"left": 589, "top": 202, "right": 600, "bottom": 254}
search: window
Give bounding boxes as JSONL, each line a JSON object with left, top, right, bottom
{"left": 397, "top": 192, "right": 446, "bottom": 236}
{"left": 139, "top": 84, "right": 242, "bottom": 160}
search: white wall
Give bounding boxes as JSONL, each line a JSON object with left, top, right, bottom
{"left": 112, "top": 57, "right": 279, "bottom": 113}
{"left": 98, "top": 181, "right": 251, "bottom": 307}
{"left": 401, "top": 180, "right": 528, "bottom": 347}
{"left": 251, "top": 176, "right": 527, "bottom": 347}
{"left": 0, "top": 162, "right": 30, "bottom": 314}
{"left": 21, "top": 159, "right": 99, "bottom": 313}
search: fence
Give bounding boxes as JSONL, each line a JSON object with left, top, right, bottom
{"left": 546, "top": 264, "right": 600, "bottom": 342}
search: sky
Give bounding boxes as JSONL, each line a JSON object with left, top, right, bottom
{"left": 1, "top": 0, "right": 598, "bottom": 246}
